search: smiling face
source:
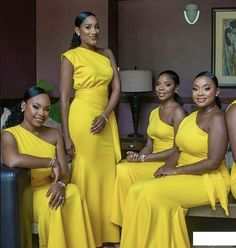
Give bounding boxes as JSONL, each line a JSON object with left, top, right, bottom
{"left": 21, "top": 93, "right": 51, "bottom": 128}
{"left": 192, "top": 76, "right": 219, "bottom": 108}
{"left": 155, "top": 74, "right": 177, "bottom": 102}
{"left": 75, "top": 15, "right": 100, "bottom": 48}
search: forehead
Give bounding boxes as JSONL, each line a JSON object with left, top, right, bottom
{"left": 158, "top": 74, "right": 174, "bottom": 82}
{"left": 193, "top": 76, "right": 214, "bottom": 85}
{"left": 82, "top": 15, "right": 98, "bottom": 25}
{"left": 27, "top": 94, "right": 50, "bottom": 105}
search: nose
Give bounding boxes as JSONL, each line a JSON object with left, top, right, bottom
{"left": 38, "top": 108, "right": 45, "bottom": 116}
{"left": 91, "top": 26, "right": 97, "bottom": 34}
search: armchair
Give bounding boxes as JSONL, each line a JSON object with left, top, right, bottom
{"left": 1, "top": 164, "right": 33, "bottom": 248}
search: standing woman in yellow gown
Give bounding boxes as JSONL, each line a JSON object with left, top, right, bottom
{"left": 120, "top": 71, "right": 230, "bottom": 248}
{"left": 59, "top": 11, "right": 121, "bottom": 247}
{"left": 110, "top": 70, "right": 186, "bottom": 226}
{"left": 226, "top": 99, "right": 236, "bottom": 198}
{"left": 1, "top": 86, "right": 95, "bottom": 248}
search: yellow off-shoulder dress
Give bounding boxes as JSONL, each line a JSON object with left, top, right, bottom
{"left": 110, "top": 107, "right": 175, "bottom": 226}
{"left": 227, "top": 99, "right": 236, "bottom": 199}
{"left": 120, "top": 111, "right": 230, "bottom": 248}
{"left": 4, "top": 125, "right": 95, "bottom": 248}
{"left": 62, "top": 47, "right": 121, "bottom": 246}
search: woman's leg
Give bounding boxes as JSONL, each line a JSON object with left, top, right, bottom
{"left": 33, "top": 184, "right": 95, "bottom": 248}
{"left": 231, "top": 162, "right": 236, "bottom": 199}
{"left": 111, "top": 161, "right": 163, "bottom": 226}
{"left": 121, "top": 175, "right": 210, "bottom": 248}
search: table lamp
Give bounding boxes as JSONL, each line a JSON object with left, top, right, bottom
{"left": 120, "top": 70, "right": 153, "bottom": 138}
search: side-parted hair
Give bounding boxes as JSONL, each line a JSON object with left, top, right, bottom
{"left": 70, "top": 11, "right": 96, "bottom": 49}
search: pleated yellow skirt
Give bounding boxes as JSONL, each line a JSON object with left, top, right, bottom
{"left": 110, "top": 160, "right": 164, "bottom": 226}
{"left": 33, "top": 184, "right": 95, "bottom": 248}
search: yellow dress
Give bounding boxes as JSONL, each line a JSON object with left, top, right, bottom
{"left": 4, "top": 125, "right": 95, "bottom": 248}
{"left": 110, "top": 107, "right": 175, "bottom": 226}
{"left": 227, "top": 99, "right": 236, "bottom": 199}
{"left": 120, "top": 111, "right": 230, "bottom": 248}
{"left": 63, "top": 47, "right": 121, "bottom": 246}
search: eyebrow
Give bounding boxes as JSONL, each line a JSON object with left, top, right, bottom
{"left": 32, "top": 102, "right": 50, "bottom": 108}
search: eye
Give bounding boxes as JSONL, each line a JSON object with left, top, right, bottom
{"left": 204, "top": 87, "right": 211, "bottom": 91}
{"left": 165, "top": 83, "right": 172, "bottom": 87}
{"left": 44, "top": 108, "right": 50, "bottom": 113}
{"left": 95, "top": 24, "right": 100, "bottom": 30}
{"left": 192, "top": 87, "right": 198, "bottom": 92}
{"left": 32, "top": 104, "right": 39, "bottom": 109}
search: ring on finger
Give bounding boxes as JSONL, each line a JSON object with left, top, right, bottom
{"left": 59, "top": 195, "right": 64, "bottom": 200}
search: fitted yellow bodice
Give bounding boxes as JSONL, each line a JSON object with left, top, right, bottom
{"left": 147, "top": 107, "right": 174, "bottom": 153}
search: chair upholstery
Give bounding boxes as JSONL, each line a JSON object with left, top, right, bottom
{"left": 1, "top": 164, "right": 33, "bottom": 248}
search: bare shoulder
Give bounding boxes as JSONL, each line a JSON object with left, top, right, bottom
{"left": 172, "top": 104, "right": 187, "bottom": 119}
{"left": 226, "top": 102, "right": 236, "bottom": 115}
{"left": 97, "top": 47, "right": 113, "bottom": 59}
{"left": 41, "top": 126, "right": 63, "bottom": 144}
{"left": 1, "top": 130, "right": 16, "bottom": 142}
{"left": 209, "top": 110, "right": 226, "bottom": 125}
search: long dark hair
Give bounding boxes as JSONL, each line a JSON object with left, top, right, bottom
{"left": 70, "top": 11, "right": 96, "bottom": 49}
{"left": 157, "top": 70, "right": 183, "bottom": 106}
{"left": 194, "top": 71, "right": 221, "bottom": 108}
{"left": 3, "top": 86, "right": 47, "bottom": 129}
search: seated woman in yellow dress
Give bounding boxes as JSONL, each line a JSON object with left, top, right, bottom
{"left": 226, "top": 99, "right": 236, "bottom": 199}
{"left": 110, "top": 70, "right": 186, "bottom": 226}
{"left": 120, "top": 71, "right": 230, "bottom": 248}
{"left": 1, "top": 86, "right": 95, "bottom": 248}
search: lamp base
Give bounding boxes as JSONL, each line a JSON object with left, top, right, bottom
{"left": 128, "top": 132, "right": 144, "bottom": 138}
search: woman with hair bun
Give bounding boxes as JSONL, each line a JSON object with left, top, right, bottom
{"left": 110, "top": 70, "right": 187, "bottom": 226}
{"left": 120, "top": 71, "right": 230, "bottom": 248}
{"left": 59, "top": 11, "right": 121, "bottom": 247}
{"left": 1, "top": 86, "right": 95, "bottom": 248}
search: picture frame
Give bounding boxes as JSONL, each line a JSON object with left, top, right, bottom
{"left": 212, "top": 8, "right": 236, "bottom": 87}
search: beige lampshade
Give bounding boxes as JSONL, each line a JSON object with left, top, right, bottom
{"left": 120, "top": 70, "right": 153, "bottom": 92}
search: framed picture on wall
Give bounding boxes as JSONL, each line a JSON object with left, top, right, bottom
{"left": 212, "top": 8, "right": 236, "bottom": 87}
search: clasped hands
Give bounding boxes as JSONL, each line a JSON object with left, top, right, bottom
{"left": 126, "top": 151, "right": 144, "bottom": 162}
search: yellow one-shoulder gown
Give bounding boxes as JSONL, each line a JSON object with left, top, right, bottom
{"left": 110, "top": 107, "right": 175, "bottom": 226}
{"left": 62, "top": 47, "right": 121, "bottom": 246}
{"left": 120, "top": 111, "right": 230, "bottom": 248}
{"left": 4, "top": 125, "right": 95, "bottom": 248}
{"left": 227, "top": 99, "right": 236, "bottom": 199}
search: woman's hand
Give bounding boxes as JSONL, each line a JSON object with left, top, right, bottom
{"left": 46, "top": 182, "right": 66, "bottom": 209}
{"left": 154, "top": 165, "right": 178, "bottom": 178}
{"left": 64, "top": 136, "right": 75, "bottom": 160}
{"left": 126, "top": 151, "right": 140, "bottom": 162}
{"left": 90, "top": 115, "right": 106, "bottom": 134}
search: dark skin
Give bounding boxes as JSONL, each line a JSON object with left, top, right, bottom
{"left": 1, "top": 94, "right": 70, "bottom": 209}
{"left": 59, "top": 15, "right": 121, "bottom": 158}
{"left": 126, "top": 73, "right": 186, "bottom": 163}
{"left": 226, "top": 101, "right": 236, "bottom": 162}
{"left": 154, "top": 75, "right": 228, "bottom": 177}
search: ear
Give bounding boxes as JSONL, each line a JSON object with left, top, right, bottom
{"left": 21, "top": 101, "right": 26, "bottom": 112}
{"left": 175, "top": 86, "right": 179, "bottom": 93}
{"left": 75, "top": 27, "right": 80, "bottom": 36}
{"left": 216, "top": 88, "right": 220, "bottom": 97}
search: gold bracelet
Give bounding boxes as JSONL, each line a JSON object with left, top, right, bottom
{"left": 102, "top": 113, "right": 108, "bottom": 122}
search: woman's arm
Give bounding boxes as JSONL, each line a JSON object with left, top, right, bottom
{"left": 226, "top": 104, "right": 236, "bottom": 162}
{"left": 1, "top": 131, "right": 61, "bottom": 182}
{"left": 59, "top": 57, "right": 75, "bottom": 156}
{"left": 90, "top": 48, "right": 121, "bottom": 134}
